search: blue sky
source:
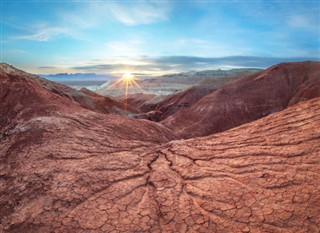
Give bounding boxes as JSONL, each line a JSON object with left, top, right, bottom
{"left": 1, "top": 0, "right": 320, "bottom": 75}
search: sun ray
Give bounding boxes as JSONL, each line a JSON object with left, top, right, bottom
{"left": 105, "top": 72, "right": 143, "bottom": 112}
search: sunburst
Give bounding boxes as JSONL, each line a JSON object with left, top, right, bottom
{"left": 106, "top": 73, "right": 143, "bottom": 111}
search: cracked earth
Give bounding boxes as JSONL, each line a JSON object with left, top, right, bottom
{"left": 1, "top": 96, "right": 320, "bottom": 233}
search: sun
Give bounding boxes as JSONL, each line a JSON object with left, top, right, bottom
{"left": 122, "top": 73, "right": 135, "bottom": 82}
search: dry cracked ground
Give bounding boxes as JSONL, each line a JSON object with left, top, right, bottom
{"left": 1, "top": 64, "right": 320, "bottom": 233}
{"left": 1, "top": 98, "right": 320, "bottom": 233}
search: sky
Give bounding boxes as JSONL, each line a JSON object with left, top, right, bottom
{"left": 1, "top": 0, "right": 320, "bottom": 75}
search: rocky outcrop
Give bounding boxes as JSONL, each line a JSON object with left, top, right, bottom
{"left": 1, "top": 62, "right": 320, "bottom": 232}
{"left": 162, "top": 61, "right": 320, "bottom": 138}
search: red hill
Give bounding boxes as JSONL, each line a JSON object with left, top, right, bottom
{"left": 162, "top": 61, "right": 320, "bottom": 138}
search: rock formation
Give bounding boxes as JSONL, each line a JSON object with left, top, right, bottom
{"left": 162, "top": 61, "right": 320, "bottom": 138}
{"left": 1, "top": 63, "right": 320, "bottom": 232}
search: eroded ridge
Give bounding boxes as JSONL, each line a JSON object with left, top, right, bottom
{"left": 1, "top": 95, "right": 319, "bottom": 232}
{"left": 162, "top": 61, "right": 320, "bottom": 139}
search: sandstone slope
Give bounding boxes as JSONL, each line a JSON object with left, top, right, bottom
{"left": 162, "top": 61, "right": 320, "bottom": 138}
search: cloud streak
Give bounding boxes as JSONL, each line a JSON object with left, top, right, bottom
{"left": 71, "top": 56, "right": 319, "bottom": 74}
{"left": 13, "top": 27, "right": 70, "bottom": 42}
{"left": 11, "top": 1, "right": 171, "bottom": 42}
{"left": 57, "top": 1, "right": 171, "bottom": 29}
{"left": 38, "top": 66, "right": 57, "bottom": 69}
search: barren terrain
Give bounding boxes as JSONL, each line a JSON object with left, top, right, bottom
{"left": 1, "top": 62, "right": 320, "bottom": 233}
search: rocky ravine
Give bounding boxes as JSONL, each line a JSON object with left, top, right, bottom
{"left": 1, "top": 63, "right": 320, "bottom": 232}
{"left": 120, "top": 71, "right": 256, "bottom": 121}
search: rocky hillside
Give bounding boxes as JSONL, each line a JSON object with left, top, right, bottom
{"left": 149, "top": 74, "right": 245, "bottom": 121}
{"left": 122, "top": 71, "right": 253, "bottom": 121}
{"left": 1, "top": 63, "right": 320, "bottom": 232}
{"left": 0, "top": 63, "right": 136, "bottom": 115}
{"left": 162, "top": 61, "right": 320, "bottom": 138}
{"left": 1, "top": 82, "right": 319, "bottom": 232}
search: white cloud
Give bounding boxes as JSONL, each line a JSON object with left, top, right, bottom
{"left": 57, "top": 1, "right": 171, "bottom": 28}
{"left": 12, "top": 1, "right": 171, "bottom": 43}
{"left": 14, "top": 27, "right": 69, "bottom": 42}
{"left": 106, "top": 1, "right": 171, "bottom": 25}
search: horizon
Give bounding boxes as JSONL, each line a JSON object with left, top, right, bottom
{"left": 3, "top": 59, "right": 318, "bottom": 78}
{"left": 1, "top": 1, "right": 320, "bottom": 75}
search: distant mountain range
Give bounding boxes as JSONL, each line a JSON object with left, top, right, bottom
{"left": 39, "top": 68, "right": 264, "bottom": 92}
{"left": 40, "top": 68, "right": 263, "bottom": 82}
{"left": 162, "top": 68, "right": 263, "bottom": 78}
{"left": 39, "top": 73, "right": 118, "bottom": 81}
